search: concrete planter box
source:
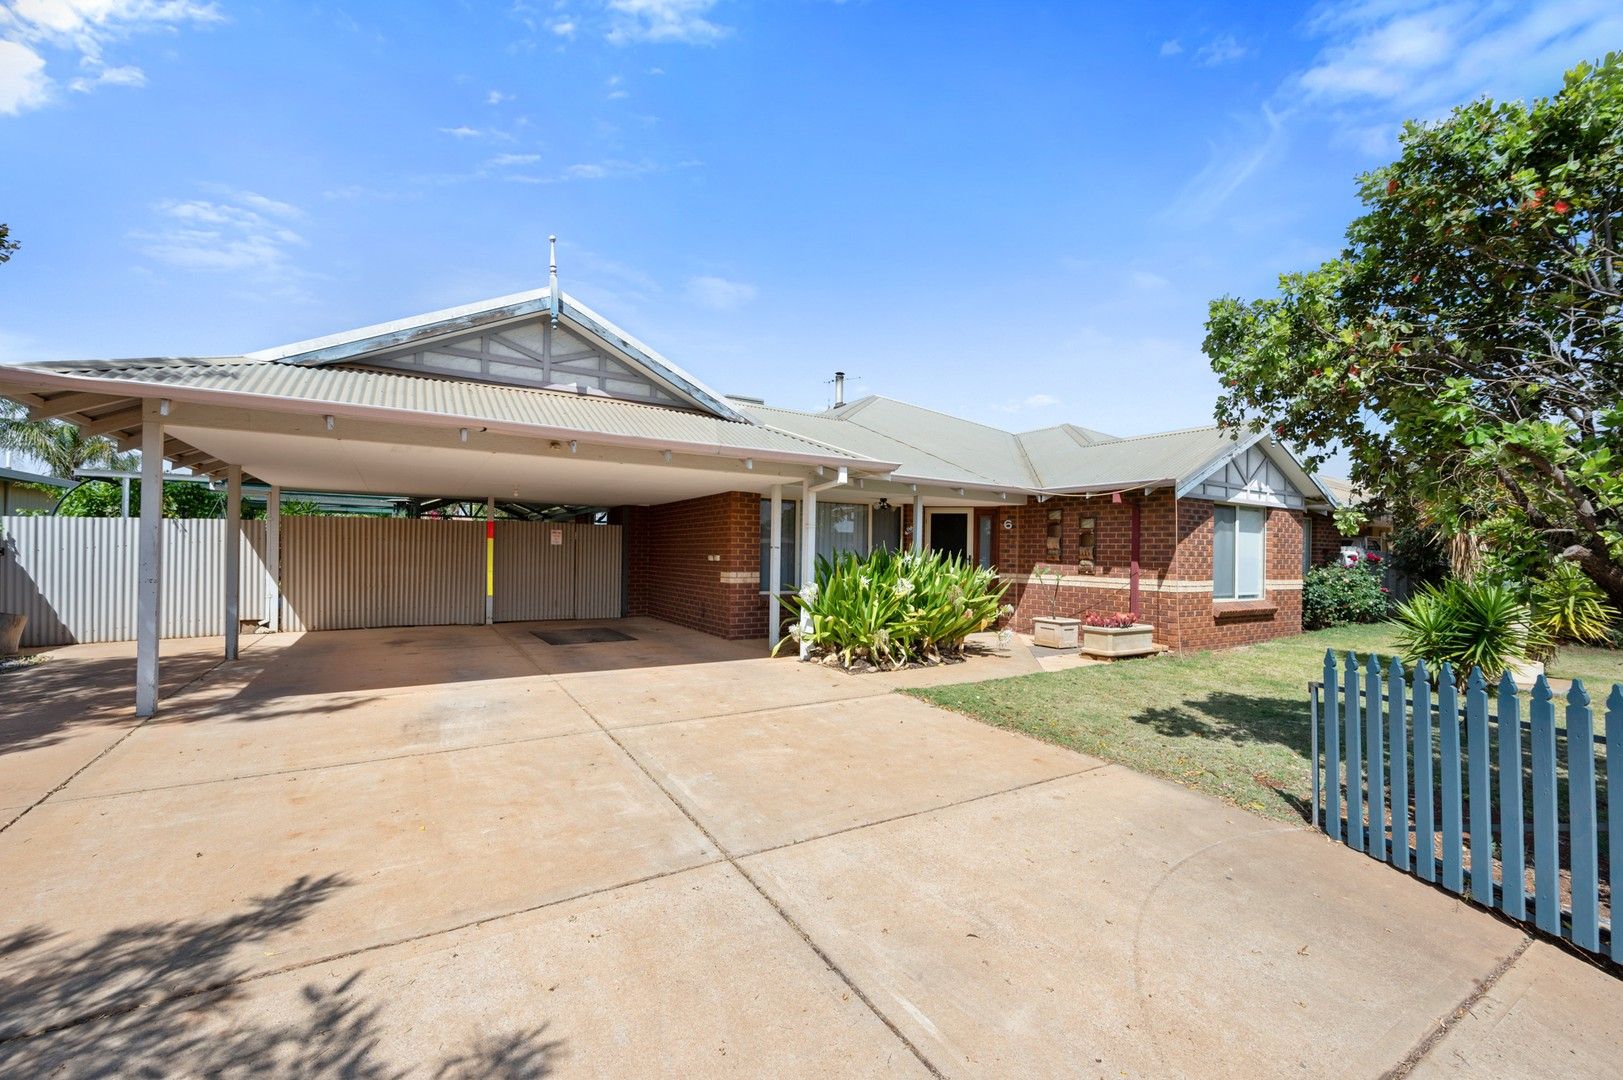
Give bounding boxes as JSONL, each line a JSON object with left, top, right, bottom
{"left": 0, "top": 612, "right": 25, "bottom": 656}
{"left": 1080, "top": 623, "right": 1156, "bottom": 659}
{"left": 1032, "top": 616, "right": 1080, "bottom": 649}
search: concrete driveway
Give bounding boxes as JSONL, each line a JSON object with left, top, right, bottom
{"left": 0, "top": 619, "right": 1616, "bottom": 1077}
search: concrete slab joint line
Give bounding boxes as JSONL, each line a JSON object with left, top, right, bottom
{"left": 1379, "top": 935, "right": 1534, "bottom": 1080}
{"left": 0, "top": 634, "right": 270, "bottom": 836}
{"left": 489, "top": 629, "right": 950, "bottom": 1080}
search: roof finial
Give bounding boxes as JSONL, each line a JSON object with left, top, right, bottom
{"left": 548, "top": 234, "right": 560, "bottom": 328}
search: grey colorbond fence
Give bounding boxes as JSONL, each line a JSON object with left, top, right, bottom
{"left": 1311, "top": 651, "right": 1619, "bottom": 962}
{"left": 2, "top": 516, "right": 622, "bottom": 645}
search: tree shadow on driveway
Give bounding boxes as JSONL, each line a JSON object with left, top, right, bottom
{"left": 0, "top": 873, "right": 565, "bottom": 1077}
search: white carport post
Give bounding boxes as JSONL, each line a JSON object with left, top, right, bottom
{"left": 912, "top": 493, "right": 925, "bottom": 552}
{"left": 767, "top": 484, "right": 783, "bottom": 650}
{"left": 266, "top": 485, "right": 282, "bottom": 632}
{"left": 223, "top": 465, "right": 242, "bottom": 660}
{"left": 135, "top": 400, "right": 165, "bottom": 717}
{"left": 799, "top": 481, "right": 816, "bottom": 659}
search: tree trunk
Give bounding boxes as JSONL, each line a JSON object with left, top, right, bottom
{"left": 1568, "top": 547, "right": 1623, "bottom": 613}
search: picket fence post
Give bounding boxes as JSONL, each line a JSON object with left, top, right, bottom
{"left": 1566, "top": 681, "right": 1598, "bottom": 951}
{"left": 1608, "top": 686, "right": 1623, "bottom": 964}
{"left": 1388, "top": 657, "right": 1409, "bottom": 871}
{"left": 1529, "top": 676, "right": 1559, "bottom": 935}
{"left": 1413, "top": 660, "right": 1434, "bottom": 883}
{"left": 1366, "top": 655, "right": 1386, "bottom": 861}
{"left": 1439, "top": 663, "right": 1464, "bottom": 895}
{"left": 1497, "top": 671, "right": 1526, "bottom": 921}
{"left": 1324, "top": 651, "right": 1340, "bottom": 843}
{"left": 1466, "top": 669, "right": 1494, "bottom": 907}
{"left": 1345, "top": 653, "right": 1364, "bottom": 852}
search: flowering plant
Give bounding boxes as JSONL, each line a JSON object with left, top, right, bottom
{"left": 1081, "top": 611, "right": 1138, "bottom": 628}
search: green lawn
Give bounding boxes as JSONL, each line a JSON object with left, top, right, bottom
{"left": 907, "top": 623, "right": 1621, "bottom": 826}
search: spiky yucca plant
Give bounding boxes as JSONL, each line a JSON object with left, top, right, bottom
{"left": 1531, "top": 561, "right": 1618, "bottom": 645}
{"left": 775, "top": 547, "right": 1007, "bottom": 669}
{"left": 1394, "top": 578, "right": 1549, "bottom": 683}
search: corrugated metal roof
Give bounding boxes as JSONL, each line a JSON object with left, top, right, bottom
{"left": 6, "top": 359, "right": 885, "bottom": 466}
{"left": 1024, "top": 425, "right": 1246, "bottom": 491}
{"left": 821, "top": 397, "right": 1044, "bottom": 488}
{"left": 732, "top": 399, "right": 1031, "bottom": 490}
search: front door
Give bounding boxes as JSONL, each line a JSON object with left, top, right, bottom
{"left": 926, "top": 509, "right": 971, "bottom": 561}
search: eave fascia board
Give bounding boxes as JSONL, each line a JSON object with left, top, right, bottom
{"left": 0, "top": 367, "right": 900, "bottom": 475}
{"left": 1045, "top": 478, "right": 1177, "bottom": 497}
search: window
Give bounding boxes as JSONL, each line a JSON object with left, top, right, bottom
{"left": 758, "top": 499, "right": 873, "bottom": 590}
{"left": 1214, "top": 504, "right": 1266, "bottom": 600}
{"left": 759, "top": 500, "right": 798, "bottom": 591}
{"left": 1301, "top": 515, "right": 1312, "bottom": 575}
{"left": 817, "top": 502, "right": 869, "bottom": 560}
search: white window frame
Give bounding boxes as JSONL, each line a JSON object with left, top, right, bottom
{"left": 1213, "top": 503, "right": 1267, "bottom": 601}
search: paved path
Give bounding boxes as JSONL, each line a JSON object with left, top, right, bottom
{"left": 0, "top": 620, "right": 1616, "bottom": 1077}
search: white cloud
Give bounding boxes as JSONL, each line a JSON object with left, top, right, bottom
{"left": 0, "top": 0, "right": 219, "bottom": 113}
{"left": 438, "top": 125, "right": 482, "bottom": 137}
{"left": 548, "top": 17, "right": 576, "bottom": 38}
{"left": 686, "top": 274, "right": 756, "bottom": 309}
{"left": 68, "top": 62, "right": 143, "bottom": 91}
{"left": 1158, "top": 39, "right": 1182, "bottom": 57}
{"left": 133, "top": 188, "right": 305, "bottom": 275}
{"left": 1127, "top": 269, "right": 1170, "bottom": 290}
{"left": 605, "top": 0, "right": 729, "bottom": 45}
{"left": 0, "top": 39, "right": 50, "bottom": 114}
{"left": 1195, "top": 33, "right": 1248, "bottom": 66}
{"left": 486, "top": 152, "right": 541, "bottom": 166}
{"left": 486, "top": 88, "right": 510, "bottom": 104}
{"left": 1161, "top": 103, "right": 1285, "bottom": 224}
{"left": 1296, "top": 1, "right": 1623, "bottom": 119}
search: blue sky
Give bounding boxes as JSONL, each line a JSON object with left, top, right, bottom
{"left": 2, "top": 0, "right": 1619, "bottom": 441}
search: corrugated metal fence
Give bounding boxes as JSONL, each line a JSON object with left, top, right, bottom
{"left": 1312, "top": 651, "right": 1619, "bottom": 963}
{"left": 0, "top": 516, "right": 270, "bottom": 647}
{"left": 1, "top": 516, "right": 622, "bottom": 645}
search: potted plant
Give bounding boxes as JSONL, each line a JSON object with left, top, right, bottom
{"left": 1028, "top": 565, "right": 1081, "bottom": 648}
{"left": 1078, "top": 610, "right": 1155, "bottom": 659}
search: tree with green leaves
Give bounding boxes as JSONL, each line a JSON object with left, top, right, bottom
{"left": 1206, "top": 54, "right": 1623, "bottom": 607}
{"left": 0, "top": 401, "right": 134, "bottom": 478}
{"left": 0, "top": 223, "right": 17, "bottom": 265}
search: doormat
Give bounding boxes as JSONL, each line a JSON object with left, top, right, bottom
{"left": 531, "top": 627, "right": 637, "bottom": 645}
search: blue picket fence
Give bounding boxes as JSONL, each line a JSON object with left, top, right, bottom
{"left": 1310, "top": 651, "right": 1621, "bottom": 961}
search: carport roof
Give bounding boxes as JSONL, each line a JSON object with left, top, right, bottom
{"left": 1, "top": 357, "right": 882, "bottom": 470}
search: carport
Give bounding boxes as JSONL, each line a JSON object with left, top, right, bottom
{"left": 0, "top": 276, "right": 925, "bottom": 714}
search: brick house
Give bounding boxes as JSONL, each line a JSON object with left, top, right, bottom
{"left": 0, "top": 279, "right": 1338, "bottom": 714}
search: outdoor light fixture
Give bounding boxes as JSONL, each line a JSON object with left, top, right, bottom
{"left": 569, "top": 441, "right": 578, "bottom": 454}
{"left": 324, "top": 415, "right": 335, "bottom": 431}
{"left": 744, "top": 458, "right": 754, "bottom": 470}
{"left": 459, "top": 428, "right": 469, "bottom": 443}
{"left": 876, "top": 497, "right": 891, "bottom": 511}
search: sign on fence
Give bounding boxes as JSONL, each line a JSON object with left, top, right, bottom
{"left": 1312, "top": 652, "right": 1619, "bottom": 962}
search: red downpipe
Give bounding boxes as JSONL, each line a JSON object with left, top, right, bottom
{"left": 1129, "top": 496, "right": 1142, "bottom": 620}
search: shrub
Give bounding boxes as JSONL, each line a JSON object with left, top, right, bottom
{"left": 1531, "top": 561, "right": 1618, "bottom": 646}
{"left": 1302, "top": 562, "right": 1390, "bottom": 629}
{"left": 1393, "top": 578, "right": 1550, "bottom": 682}
{"left": 1082, "top": 611, "right": 1137, "bottom": 628}
{"left": 776, "top": 547, "right": 1007, "bottom": 669}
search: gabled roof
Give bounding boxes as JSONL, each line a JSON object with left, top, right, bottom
{"left": 247, "top": 287, "right": 750, "bottom": 423}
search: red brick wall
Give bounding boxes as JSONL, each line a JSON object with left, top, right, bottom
{"left": 621, "top": 491, "right": 766, "bottom": 640}
{"left": 1308, "top": 510, "right": 1359, "bottom": 567}
{"left": 999, "top": 492, "right": 1303, "bottom": 652}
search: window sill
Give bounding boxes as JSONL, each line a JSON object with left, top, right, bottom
{"left": 1212, "top": 599, "right": 1278, "bottom": 618}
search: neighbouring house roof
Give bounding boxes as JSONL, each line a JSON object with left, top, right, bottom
{"left": 1316, "top": 475, "right": 1356, "bottom": 507}
{"left": 0, "top": 465, "right": 72, "bottom": 488}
